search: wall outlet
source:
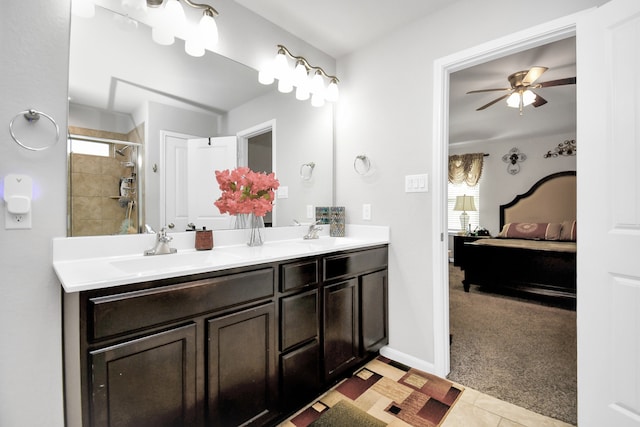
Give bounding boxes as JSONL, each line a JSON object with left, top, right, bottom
{"left": 362, "top": 203, "right": 371, "bottom": 221}
{"left": 5, "top": 212, "right": 31, "bottom": 229}
{"left": 306, "top": 205, "right": 314, "bottom": 219}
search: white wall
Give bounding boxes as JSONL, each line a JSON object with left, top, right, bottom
{"left": 334, "top": 0, "right": 605, "bottom": 367}
{"left": 223, "top": 91, "right": 334, "bottom": 226}
{"left": 0, "top": 2, "right": 70, "bottom": 426}
{"left": 450, "top": 132, "right": 577, "bottom": 235}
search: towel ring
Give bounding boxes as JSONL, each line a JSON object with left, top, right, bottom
{"left": 353, "top": 155, "right": 371, "bottom": 175}
{"left": 9, "top": 109, "right": 60, "bottom": 151}
{"left": 300, "top": 162, "right": 315, "bottom": 180}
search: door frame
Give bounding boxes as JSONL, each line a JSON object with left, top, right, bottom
{"left": 237, "top": 119, "right": 277, "bottom": 225}
{"left": 431, "top": 12, "right": 588, "bottom": 377}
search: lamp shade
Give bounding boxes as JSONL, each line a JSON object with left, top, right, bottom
{"left": 453, "top": 195, "right": 476, "bottom": 212}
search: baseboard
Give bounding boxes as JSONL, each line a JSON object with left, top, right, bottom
{"left": 379, "top": 346, "right": 437, "bottom": 375}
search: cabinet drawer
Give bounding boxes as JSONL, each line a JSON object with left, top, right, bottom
{"left": 88, "top": 268, "right": 274, "bottom": 341}
{"left": 323, "top": 246, "right": 388, "bottom": 281}
{"left": 280, "top": 259, "right": 318, "bottom": 292}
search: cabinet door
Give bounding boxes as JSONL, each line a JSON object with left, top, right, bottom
{"left": 90, "top": 323, "right": 197, "bottom": 427}
{"left": 280, "top": 339, "right": 321, "bottom": 411}
{"left": 361, "top": 270, "right": 388, "bottom": 355}
{"left": 207, "top": 303, "right": 277, "bottom": 426}
{"left": 323, "top": 278, "right": 359, "bottom": 381}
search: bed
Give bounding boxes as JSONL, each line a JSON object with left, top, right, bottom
{"left": 459, "top": 171, "right": 576, "bottom": 305}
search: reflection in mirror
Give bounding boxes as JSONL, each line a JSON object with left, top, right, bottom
{"left": 68, "top": 1, "right": 334, "bottom": 236}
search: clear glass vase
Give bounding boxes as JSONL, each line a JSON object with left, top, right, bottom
{"left": 234, "top": 213, "right": 264, "bottom": 246}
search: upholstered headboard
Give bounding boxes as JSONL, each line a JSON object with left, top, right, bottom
{"left": 500, "top": 171, "right": 576, "bottom": 229}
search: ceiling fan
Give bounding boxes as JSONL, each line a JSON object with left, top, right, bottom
{"left": 466, "top": 66, "right": 576, "bottom": 115}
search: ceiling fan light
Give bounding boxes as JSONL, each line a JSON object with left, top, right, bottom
{"left": 522, "top": 89, "right": 536, "bottom": 106}
{"left": 506, "top": 92, "right": 520, "bottom": 108}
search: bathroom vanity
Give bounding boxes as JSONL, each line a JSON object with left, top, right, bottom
{"left": 55, "top": 226, "right": 389, "bottom": 427}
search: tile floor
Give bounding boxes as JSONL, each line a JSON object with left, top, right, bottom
{"left": 441, "top": 384, "right": 574, "bottom": 427}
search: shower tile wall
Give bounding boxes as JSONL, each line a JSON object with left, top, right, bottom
{"left": 68, "top": 126, "right": 143, "bottom": 236}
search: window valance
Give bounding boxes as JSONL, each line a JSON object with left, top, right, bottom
{"left": 448, "top": 153, "right": 484, "bottom": 186}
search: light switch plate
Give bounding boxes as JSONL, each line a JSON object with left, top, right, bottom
{"left": 362, "top": 203, "right": 371, "bottom": 220}
{"left": 405, "top": 174, "right": 428, "bottom": 193}
{"left": 277, "top": 186, "right": 289, "bottom": 198}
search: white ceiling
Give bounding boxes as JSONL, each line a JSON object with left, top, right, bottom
{"left": 233, "top": 0, "right": 454, "bottom": 59}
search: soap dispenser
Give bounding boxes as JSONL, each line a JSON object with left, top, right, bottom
{"left": 195, "top": 227, "right": 213, "bottom": 250}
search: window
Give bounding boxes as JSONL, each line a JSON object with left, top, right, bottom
{"left": 448, "top": 182, "right": 480, "bottom": 233}
{"left": 69, "top": 139, "right": 110, "bottom": 157}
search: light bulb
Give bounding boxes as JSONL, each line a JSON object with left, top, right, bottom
{"left": 293, "top": 61, "right": 308, "bottom": 87}
{"left": 522, "top": 89, "right": 536, "bottom": 106}
{"left": 273, "top": 50, "right": 289, "bottom": 81}
{"left": 151, "top": 5, "right": 174, "bottom": 45}
{"left": 325, "top": 79, "right": 339, "bottom": 102}
{"left": 278, "top": 77, "right": 294, "bottom": 94}
{"left": 311, "top": 92, "right": 325, "bottom": 107}
{"left": 295, "top": 81, "right": 310, "bottom": 101}
{"left": 310, "top": 71, "right": 325, "bottom": 96}
{"left": 258, "top": 62, "right": 275, "bottom": 85}
{"left": 198, "top": 13, "right": 218, "bottom": 51}
{"left": 506, "top": 92, "right": 520, "bottom": 108}
{"left": 72, "top": 0, "right": 95, "bottom": 18}
{"left": 185, "top": 29, "right": 205, "bottom": 57}
{"left": 164, "top": 0, "right": 186, "bottom": 37}
{"left": 121, "top": 0, "right": 147, "bottom": 12}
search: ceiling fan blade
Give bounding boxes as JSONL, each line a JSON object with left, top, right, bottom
{"left": 466, "top": 88, "right": 511, "bottom": 94}
{"left": 522, "top": 66, "right": 548, "bottom": 85}
{"left": 476, "top": 93, "right": 510, "bottom": 111}
{"left": 538, "top": 77, "right": 576, "bottom": 88}
{"left": 532, "top": 93, "right": 547, "bottom": 108}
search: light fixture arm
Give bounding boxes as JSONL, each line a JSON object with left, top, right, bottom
{"left": 276, "top": 44, "right": 338, "bottom": 83}
{"left": 181, "top": 0, "right": 218, "bottom": 17}
{"left": 146, "top": 0, "right": 218, "bottom": 17}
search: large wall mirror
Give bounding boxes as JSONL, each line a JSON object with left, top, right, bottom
{"left": 67, "top": 1, "right": 334, "bottom": 236}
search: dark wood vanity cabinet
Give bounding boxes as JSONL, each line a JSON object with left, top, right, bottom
{"left": 72, "top": 245, "right": 387, "bottom": 427}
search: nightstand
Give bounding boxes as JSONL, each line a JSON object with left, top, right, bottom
{"left": 453, "top": 235, "right": 490, "bottom": 267}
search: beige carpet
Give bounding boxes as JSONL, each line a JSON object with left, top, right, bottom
{"left": 448, "top": 265, "right": 577, "bottom": 425}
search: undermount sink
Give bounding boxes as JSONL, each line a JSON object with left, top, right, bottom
{"left": 295, "top": 236, "right": 364, "bottom": 248}
{"left": 110, "top": 250, "right": 242, "bottom": 274}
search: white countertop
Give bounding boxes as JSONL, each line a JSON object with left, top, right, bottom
{"left": 53, "top": 225, "right": 389, "bottom": 293}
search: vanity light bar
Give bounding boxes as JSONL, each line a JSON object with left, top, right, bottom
{"left": 259, "top": 45, "right": 339, "bottom": 107}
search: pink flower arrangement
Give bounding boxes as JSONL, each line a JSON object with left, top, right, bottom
{"left": 214, "top": 167, "right": 280, "bottom": 217}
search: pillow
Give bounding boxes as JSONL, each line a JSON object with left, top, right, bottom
{"left": 560, "top": 220, "right": 577, "bottom": 241}
{"left": 498, "top": 222, "right": 562, "bottom": 240}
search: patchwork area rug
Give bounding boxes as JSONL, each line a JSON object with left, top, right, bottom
{"left": 288, "top": 356, "right": 463, "bottom": 427}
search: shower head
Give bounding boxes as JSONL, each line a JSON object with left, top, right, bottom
{"left": 116, "top": 145, "right": 131, "bottom": 156}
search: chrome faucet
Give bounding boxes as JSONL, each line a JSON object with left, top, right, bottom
{"left": 303, "top": 221, "right": 323, "bottom": 240}
{"left": 144, "top": 227, "right": 177, "bottom": 256}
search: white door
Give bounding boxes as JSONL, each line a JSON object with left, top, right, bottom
{"left": 187, "top": 136, "right": 237, "bottom": 230}
{"left": 577, "top": 0, "right": 640, "bottom": 425}
{"left": 163, "top": 134, "right": 237, "bottom": 231}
